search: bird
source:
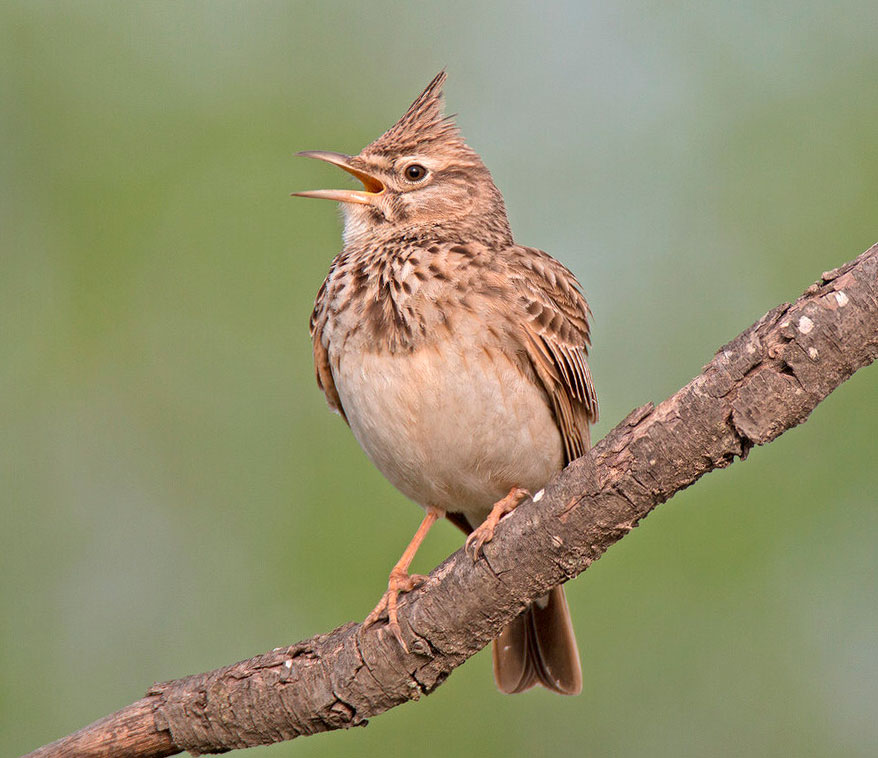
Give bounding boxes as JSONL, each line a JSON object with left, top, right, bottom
{"left": 294, "top": 71, "right": 597, "bottom": 695}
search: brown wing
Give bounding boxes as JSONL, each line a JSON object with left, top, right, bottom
{"left": 511, "top": 246, "right": 597, "bottom": 464}
{"left": 309, "top": 269, "right": 348, "bottom": 424}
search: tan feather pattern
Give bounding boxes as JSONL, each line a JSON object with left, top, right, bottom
{"left": 510, "top": 246, "right": 597, "bottom": 463}
{"left": 299, "top": 71, "right": 594, "bottom": 694}
{"left": 309, "top": 263, "right": 347, "bottom": 423}
{"left": 365, "top": 70, "right": 462, "bottom": 157}
{"left": 310, "top": 240, "right": 597, "bottom": 462}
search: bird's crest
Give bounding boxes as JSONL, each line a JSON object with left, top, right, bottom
{"left": 364, "top": 70, "right": 464, "bottom": 156}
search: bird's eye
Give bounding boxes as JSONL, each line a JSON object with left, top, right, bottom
{"left": 403, "top": 164, "right": 428, "bottom": 182}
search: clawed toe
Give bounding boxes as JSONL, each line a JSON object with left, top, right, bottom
{"left": 466, "top": 487, "right": 531, "bottom": 561}
{"left": 363, "top": 593, "right": 389, "bottom": 629}
{"left": 465, "top": 525, "right": 495, "bottom": 560}
{"left": 360, "top": 507, "right": 444, "bottom": 651}
{"left": 396, "top": 572, "right": 428, "bottom": 592}
{"left": 363, "top": 571, "right": 430, "bottom": 652}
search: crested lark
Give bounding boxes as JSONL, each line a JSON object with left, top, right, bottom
{"left": 295, "top": 72, "right": 597, "bottom": 695}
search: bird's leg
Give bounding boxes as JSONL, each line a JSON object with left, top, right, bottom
{"left": 364, "top": 506, "right": 445, "bottom": 650}
{"left": 465, "top": 487, "right": 531, "bottom": 561}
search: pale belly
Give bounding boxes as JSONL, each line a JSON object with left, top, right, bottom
{"left": 333, "top": 339, "right": 564, "bottom": 525}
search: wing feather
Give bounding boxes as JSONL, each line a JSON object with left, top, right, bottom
{"left": 310, "top": 269, "right": 348, "bottom": 424}
{"left": 512, "top": 246, "right": 597, "bottom": 464}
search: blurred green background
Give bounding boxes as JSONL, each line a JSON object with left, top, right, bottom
{"left": 2, "top": 2, "right": 877, "bottom": 756}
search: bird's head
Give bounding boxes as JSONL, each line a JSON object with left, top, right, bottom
{"left": 294, "top": 71, "right": 512, "bottom": 246}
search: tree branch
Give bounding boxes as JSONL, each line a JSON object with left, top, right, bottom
{"left": 25, "top": 244, "right": 878, "bottom": 758}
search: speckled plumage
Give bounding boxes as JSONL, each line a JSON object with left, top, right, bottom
{"left": 298, "top": 72, "right": 597, "bottom": 695}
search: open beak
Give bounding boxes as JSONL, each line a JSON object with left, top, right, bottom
{"left": 292, "top": 151, "right": 384, "bottom": 205}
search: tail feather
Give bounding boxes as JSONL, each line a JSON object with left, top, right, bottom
{"left": 492, "top": 585, "right": 582, "bottom": 695}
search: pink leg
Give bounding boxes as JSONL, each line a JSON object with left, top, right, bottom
{"left": 364, "top": 506, "right": 445, "bottom": 649}
{"left": 465, "top": 487, "right": 531, "bottom": 560}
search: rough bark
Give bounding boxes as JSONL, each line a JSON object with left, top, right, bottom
{"left": 25, "top": 244, "right": 878, "bottom": 758}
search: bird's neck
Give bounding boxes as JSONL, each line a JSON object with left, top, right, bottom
{"left": 342, "top": 215, "right": 513, "bottom": 253}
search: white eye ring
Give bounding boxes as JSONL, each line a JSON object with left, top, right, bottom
{"left": 403, "top": 163, "right": 428, "bottom": 182}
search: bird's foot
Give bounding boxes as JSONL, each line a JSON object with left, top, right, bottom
{"left": 363, "top": 568, "right": 429, "bottom": 650}
{"left": 465, "top": 487, "right": 531, "bottom": 561}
